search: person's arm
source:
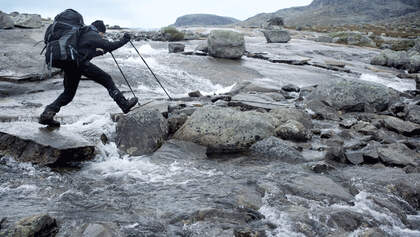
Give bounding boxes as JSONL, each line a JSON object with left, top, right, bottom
{"left": 89, "top": 33, "right": 130, "bottom": 53}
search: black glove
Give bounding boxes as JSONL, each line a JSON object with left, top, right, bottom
{"left": 123, "top": 32, "right": 131, "bottom": 42}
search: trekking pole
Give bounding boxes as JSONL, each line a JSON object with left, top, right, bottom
{"left": 129, "top": 40, "right": 173, "bottom": 100}
{"left": 109, "top": 52, "right": 141, "bottom": 107}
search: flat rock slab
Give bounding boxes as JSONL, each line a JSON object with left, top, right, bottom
{"left": 229, "top": 93, "right": 289, "bottom": 110}
{"left": 0, "top": 122, "right": 95, "bottom": 166}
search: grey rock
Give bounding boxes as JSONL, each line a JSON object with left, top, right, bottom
{"left": 262, "top": 30, "right": 291, "bottom": 43}
{"left": 382, "top": 116, "right": 420, "bottom": 136}
{"left": 326, "top": 209, "right": 365, "bottom": 231}
{"left": 174, "top": 106, "right": 278, "bottom": 153}
{"left": 250, "top": 136, "right": 305, "bottom": 163}
{"left": 306, "top": 79, "right": 400, "bottom": 113}
{"left": 310, "top": 161, "right": 336, "bottom": 173}
{"left": 208, "top": 30, "right": 245, "bottom": 59}
{"left": 371, "top": 49, "right": 410, "bottom": 69}
{"left": 282, "top": 84, "right": 300, "bottom": 92}
{"left": 168, "top": 43, "right": 185, "bottom": 53}
{"left": 330, "top": 32, "right": 376, "bottom": 47}
{"left": 168, "top": 112, "right": 188, "bottom": 134}
{"left": 82, "top": 223, "right": 115, "bottom": 237}
{"left": 409, "top": 55, "right": 420, "bottom": 73}
{"left": 304, "top": 99, "right": 340, "bottom": 121}
{"left": 345, "top": 151, "right": 364, "bottom": 165}
{"left": 0, "top": 214, "right": 58, "bottom": 237}
{"left": 0, "top": 122, "right": 95, "bottom": 166}
{"left": 283, "top": 174, "right": 353, "bottom": 203}
{"left": 269, "top": 107, "right": 313, "bottom": 129}
{"left": 195, "top": 42, "right": 208, "bottom": 53}
{"left": 0, "top": 11, "right": 14, "bottom": 29}
{"left": 275, "top": 120, "right": 312, "bottom": 142}
{"left": 407, "top": 104, "right": 420, "bottom": 124}
{"left": 188, "top": 90, "right": 203, "bottom": 97}
{"left": 229, "top": 81, "right": 282, "bottom": 95}
{"left": 152, "top": 139, "right": 207, "bottom": 160}
{"left": 263, "top": 17, "right": 284, "bottom": 29}
{"left": 378, "top": 143, "right": 418, "bottom": 166}
{"left": 358, "top": 228, "right": 391, "bottom": 237}
{"left": 229, "top": 93, "right": 287, "bottom": 110}
{"left": 339, "top": 118, "right": 358, "bottom": 129}
{"left": 116, "top": 108, "right": 168, "bottom": 156}
{"left": 10, "top": 13, "right": 42, "bottom": 28}
{"left": 361, "top": 141, "right": 381, "bottom": 162}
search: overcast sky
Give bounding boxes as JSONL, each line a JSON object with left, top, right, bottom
{"left": 1, "top": 0, "right": 313, "bottom": 28}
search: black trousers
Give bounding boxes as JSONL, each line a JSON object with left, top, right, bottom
{"left": 46, "top": 63, "right": 119, "bottom": 112}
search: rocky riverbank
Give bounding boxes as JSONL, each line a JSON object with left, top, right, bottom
{"left": 1, "top": 19, "right": 420, "bottom": 237}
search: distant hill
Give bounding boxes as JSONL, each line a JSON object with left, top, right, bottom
{"left": 174, "top": 14, "right": 240, "bottom": 27}
{"left": 240, "top": 0, "right": 420, "bottom": 28}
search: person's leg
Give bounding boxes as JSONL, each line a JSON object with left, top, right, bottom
{"left": 39, "top": 65, "right": 81, "bottom": 126}
{"left": 80, "top": 63, "right": 138, "bottom": 113}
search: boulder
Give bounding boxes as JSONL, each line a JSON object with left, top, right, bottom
{"left": 174, "top": 106, "right": 278, "bottom": 153}
{"left": 0, "top": 11, "right": 14, "bottom": 29}
{"left": 207, "top": 30, "right": 245, "bottom": 59}
{"left": 116, "top": 108, "right": 168, "bottom": 156}
{"left": 0, "top": 214, "right": 58, "bottom": 237}
{"left": 250, "top": 136, "right": 305, "bottom": 163}
{"left": 325, "top": 209, "right": 365, "bottom": 231}
{"left": 382, "top": 116, "right": 420, "bottom": 136}
{"left": 275, "top": 120, "right": 312, "bottom": 142}
{"left": 168, "top": 43, "right": 185, "bottom": 53}
{"left": 0, "top": 122, "right": 95, "bottom": 166}
{"left": 263, "top": 17, "right": 284, "bottom": 30}
{"left": 409, "top": 55, "right": 420, "bottom": 73}
{"left": 269, "top": 107, "right": 313, "bottom": 129}
{"left": 262, "top": 30, "right": 291, "bottom": 43}
{"left": 195, "top": 42, "right": 208, "bottom": 53}
{"left": 407, "top": 104, "right": 420, "bottom": 124}
{"left": 306, "top": 79, "right": 400, "bottom": 113}
{"left": 378, "top": 143, "right": 418, "bottom": 166}
{"left": 10, "top": 13, "right": 42, "bottom": 28}
{"left": 345, "top": 151, "right": 364, "bottom": 165}
{"left": 152, "top": 139, "right": 207, "bottom": 160}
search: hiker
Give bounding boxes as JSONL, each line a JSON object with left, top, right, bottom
{"left": 39, "top": 20, "right": 138, "bottom": 127}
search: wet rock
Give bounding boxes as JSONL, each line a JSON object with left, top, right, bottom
{"left": 195, "top": 42, "right": 208, "bottom": 53}
{"left": 0, "top": 214, "right": 58, "bottom": 237}
{"left": 407, "top": 104, "right": 420, "bottom": 124}
{"left": 250, "top": 136, "right": 305, "bottom": 163}
{"left": 229, "top": 81, "right": 282, "bottom": 95}
{"left": 188, "top": 90, "right": 203, "bottom": 98}
{"left": 168, "top": 43, "right": 185, "bottom": 53}
{"left": 208, "top": 30, "right": 245, "bottom": 59}
{"left": 81, "top": 223, "right": 118, "bottom": 237}
{"left": 281, "top": 84, "right": 300, "bottom": 92}
{"left": 345, "top": 151, "right": 364, "bottom": 165}
{"left": 339, "top": 118, "right": 358, "bottom": 129}
{"left": 283, "top": 174, "right": 353, "bottom": 203}
{"left": 116, "top": 108, "right": 168, "bottom": 156}
{"left": 306, "top": 79, "right": 400, "bottom": 113}
{"left": 262, "top": 30, "right": 291, "bottom": 43}
{"left": 233, "top": 227, "right": 266, "bottom": 237}
{"left": 358, "top": 228, "right": 391, "bottom": 237}
{"left": 269, "top": 107, "right": 312, "bottom": 129}
{"left": 275, "top": 120, "right": 311, "bottom": 142}
{"left": 378, "top": 143, "right": 418, "bottom": 167}
{"left": 168, "top": 112, "right": 188, "bottom": 134}
{"left": 229, "top": 93, "right": 287, "bottom": 110}
{"left": 310, "top": 161, "right": 336, "bottom": 173}
{"left": 409, "top": 55, "right": 420, "bottom": 73}
{"left": 320, "top": 130, "right": 334, "bottom": 139}
{"left": 174, "top": 106, "right": 278, "bottom": 153}
{"left": 304, "top": 99, "right": 340, "bottom": 121}
{"left": 141, "top": 101, "right": 169, "bottom": 117}
{"left": 326, "top": 209, "right": 365, "bottom": 231}
{"left": 325, "top": 140, "right": 346, "bottom": 163}
{"left": 381, "top": 116, "right": 420, "bottom": 136}
{"left": 10, "top": 13, "right": 42, "bottom": 28}
{"left": 152, "top": 139, "right": 207, "bottom": 160}
{"left": 0, "top": 122, "right": 95, "bottom": 166}
{"left": 0, "top": 11, "right": 14, "bottom": 29}
{"left": 361, "top": 141, "right": 381, "bottom": 163}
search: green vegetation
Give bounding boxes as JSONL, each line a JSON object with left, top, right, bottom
{"left": 161, "top": 26, "right": 184, "bottom": 41}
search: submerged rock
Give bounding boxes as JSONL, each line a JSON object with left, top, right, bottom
{"left": 0, "top": 214, "right": 58, "bottom": 237}
{"left": 208, "top": 30, "right": 245, "bottom": 59}
{"left": 152, "top": 139, "right": 207, "bottom": 160}
{"left": 306, "top": 79, "right": 400, "bottom": 113}
{"left": 116, "top": 108, "right": 168, "bottom": 156}
{"left": 168, "top": 43, "right": 185, "bottom": 53}
{"left": 174, "top": 106, "right": 278, "bottom": 153}
{"left": 250, "top": 136, "right": 304, "bottom": 163}
{"left": 0, "top": 122, "right": 95, "bottom": 166}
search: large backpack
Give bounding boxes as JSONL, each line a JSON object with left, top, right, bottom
{"left": 43, "top": 9, "right": 84, "bottom": 69}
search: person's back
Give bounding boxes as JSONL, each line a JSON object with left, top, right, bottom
{"left": 39, "top": 20, "right": 138, "bottom": 127}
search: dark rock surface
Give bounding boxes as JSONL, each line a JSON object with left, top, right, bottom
{"left": 0, "top": 122, "right": 95, "bottom": 166}
{"left": 152, "top": 139, "right": 207, "bottom": 160}
{"left": 0, "top": 214, "right": 58, "bottom": 237}
{"left": 168, "top": 43, "right": 185, "bottom": 53}
{"left": 378, "top": 143, "right": 419, "bottom": 166}
{"left": 116, "top": 108, "right": 168, "bottom": 156}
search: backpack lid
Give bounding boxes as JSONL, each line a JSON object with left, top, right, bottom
{"left": 55, "top": 9, "right": 84, "bottom": 27}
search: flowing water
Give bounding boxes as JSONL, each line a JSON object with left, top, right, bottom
{"left": 0, "top": 34, "right": 419, "bottom": 236}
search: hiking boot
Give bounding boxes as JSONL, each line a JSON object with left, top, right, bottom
{"left": 39, "top": 109, "right": 60, "bottom": 127}
{"left": 114, "top": 92, "right": 138, "bottom": 114}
